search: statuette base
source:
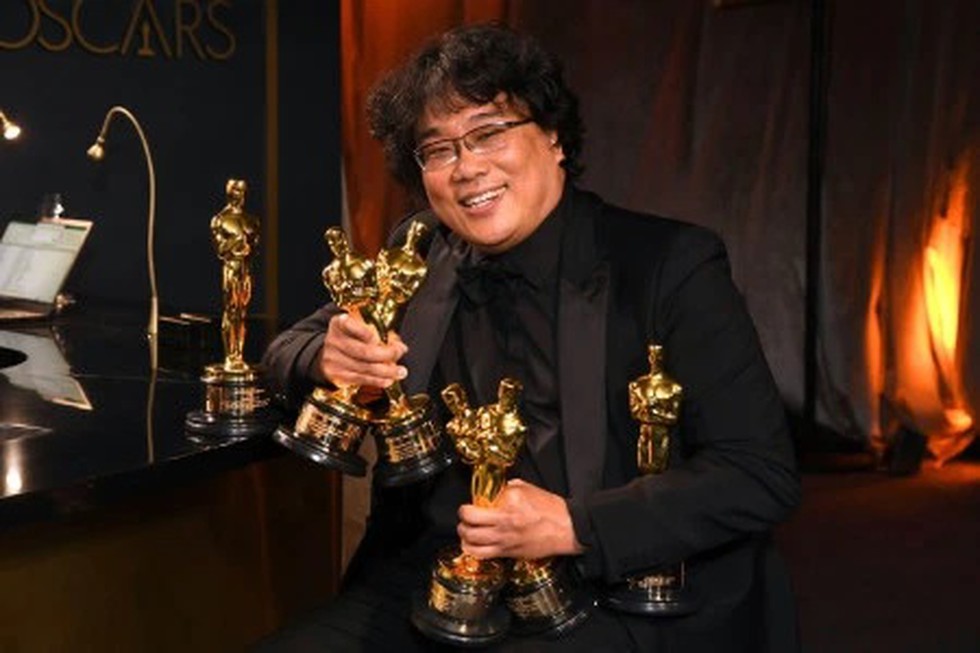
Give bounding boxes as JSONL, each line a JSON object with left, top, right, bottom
{"left": 272, "top": 387, "right": 372, "bottom": 476}
{"left": 185, "top": 364, "right": 276, "bottom": 441}
{"left": 601, "top": 564, "right": 699, "bottom": 616}
{"left": 505, "top": 560, "right": 590, "bottom": 637}
{"left": 411, "top": 546, "right": 510, "bottom": 647}
{"left": 372, "top": 394, "right": 453, "bottom": 487}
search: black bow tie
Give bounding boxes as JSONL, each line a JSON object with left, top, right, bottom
{"left": 457, "top": 260, "right": 525, "bottom": 306}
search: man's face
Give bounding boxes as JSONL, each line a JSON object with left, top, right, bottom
{"left": 416, "top": 96, "right": 566, "bottom": 254}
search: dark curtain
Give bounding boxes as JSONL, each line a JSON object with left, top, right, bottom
{"left": 341, "top": 0, "right": 978, "bottom": 461}
{"left": 516, "top": 0, "right": 810, "bottom": 419}
{"left": 820, "top": 0, "right": 978, "bottom": 461}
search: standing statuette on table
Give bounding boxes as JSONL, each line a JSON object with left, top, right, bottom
{"left": 186, "top": 179, "right": 276, "bottom": 439}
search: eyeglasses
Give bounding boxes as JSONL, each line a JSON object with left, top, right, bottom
{"left": 413, "top": 118, "right": 534, "bottom": 171}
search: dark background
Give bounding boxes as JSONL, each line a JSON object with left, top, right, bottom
{"left": 0, "top": 0, "right": 340, "bottom": 322}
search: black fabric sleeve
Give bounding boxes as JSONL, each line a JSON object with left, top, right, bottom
{"left": 566, "top": 496, "right": 604, "bottom": 578}
{"left": 261, "top": 304, "right": 342, "bottom": 408}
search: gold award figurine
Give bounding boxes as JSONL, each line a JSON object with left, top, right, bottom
{"left": 274, "top": 221, "right": 453, "bottom": 485}
{"left": 602, "top": 344, "right": 699, "bottom": 616}
{"left": 411, "top": 379, "right": 526, "bottom": 646}
{"left": 186, "top": 179, "right": 276, "bottom": 439}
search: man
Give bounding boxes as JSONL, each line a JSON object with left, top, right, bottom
{"left": 259, "top": 24, "right": 800, "bottom": 652}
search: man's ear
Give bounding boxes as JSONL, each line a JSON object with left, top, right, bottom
{"left": 549, "top": 132, "right": 565, "bottom": 162}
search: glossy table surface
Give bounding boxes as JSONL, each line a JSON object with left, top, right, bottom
{"left": 0, "top": 305, "right": 286, "bottom": 528}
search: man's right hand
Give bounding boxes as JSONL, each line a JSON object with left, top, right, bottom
{"left": 319, "top": 312, "right": 408, "bottom": 390}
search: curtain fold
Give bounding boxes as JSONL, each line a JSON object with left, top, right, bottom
{"left": 823, "top": 0, "right": 978, "bottom": 461}
{"left": 517, "top": 0, "right": 810, "bottom": 413}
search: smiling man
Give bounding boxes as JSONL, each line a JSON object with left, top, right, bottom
{"left": 258, "top": 24, "right": 800, "bottom": 653}
{"left": 415, "top": 98, "right": 564, "bottom": 253}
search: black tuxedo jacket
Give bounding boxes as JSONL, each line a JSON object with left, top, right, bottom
{"left": 263, "top": 186, "right": 801, "bottom": 652}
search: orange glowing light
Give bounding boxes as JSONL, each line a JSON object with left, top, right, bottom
{"left": 923, "top": 175, "right": 968, "bottom": 372}
{"left": 884, "top": 153, "right": 975, "bottom": 464}
{"left": 943, "top": 408, "right": 973, "bottom": 433}
{"left": 919, "top": 157, "right": 974, "bottom": 448}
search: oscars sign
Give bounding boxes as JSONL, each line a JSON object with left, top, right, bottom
{"left": 0, "top": 0, "right": 237, "bottom": 61}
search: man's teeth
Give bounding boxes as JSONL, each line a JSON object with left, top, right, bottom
{"left": 461, "top": 188, "right": 504, "bottom": 207}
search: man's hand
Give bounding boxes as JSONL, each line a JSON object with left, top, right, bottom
{"left": 319, "top": 313, "right": 408, "bottom": 389}
{"left": 457, "top": 479, "right": 585, "bottom": 560}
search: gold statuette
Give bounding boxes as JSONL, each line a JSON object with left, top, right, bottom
{"left": 411, "top": 379, "right": 527, "bottom": 647}
{"left": 186, "top": 179, "right": 276, "bottom": 440}
{"left": 274, "top": 221, "right": 452, "bottom": 484}
{"left": 364, "top": 222, "right": 453, "bottom": 486}
{"left": 602, "top": 344, "right": 699, "bottom": 616}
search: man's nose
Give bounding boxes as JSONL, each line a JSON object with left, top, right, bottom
{"left": 450, "top": 144, "right": 488, "bottom": 181}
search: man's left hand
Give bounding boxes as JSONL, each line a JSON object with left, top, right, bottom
{"left": 457, "top": 479, "right": 585, "bottom": 560}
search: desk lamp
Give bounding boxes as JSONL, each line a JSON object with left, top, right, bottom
{"left": 86, "top": 106, "right": 159, "bottom": 341}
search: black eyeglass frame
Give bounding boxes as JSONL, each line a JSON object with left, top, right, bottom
{"left": 412, "top": 118, "right": 534, "bottom": 171}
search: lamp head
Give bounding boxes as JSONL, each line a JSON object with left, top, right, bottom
{"left": 0, "top": 111, "right": 22, "bottom": 141}
{"left": 86, "top": 137, "right": 106, "bottom": 161}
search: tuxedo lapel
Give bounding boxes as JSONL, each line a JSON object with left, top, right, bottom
{"left": 398, "top": 229, "right": 466, "bottom": 395}
{"left": 558, "top": 266, "right": 610, "bottom": 500}
{"left": 555, "top": 190, "right": 610, "bottom": 500}
{"left": 396, "top": 190, "right": 610, "bottom": 500}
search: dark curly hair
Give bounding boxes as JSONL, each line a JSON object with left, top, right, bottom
{"left": 367, "top": 24, "right": 585, "bottom": 197}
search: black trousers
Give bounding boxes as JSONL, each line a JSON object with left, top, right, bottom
{"left": 251, "top": 551, "right": 639, "bottom": 653}
{"left": 253, "top": 592, "right": 642, "bottom": 652}
{"left": 252, "top": 532, "right": 791, "bottom": 653}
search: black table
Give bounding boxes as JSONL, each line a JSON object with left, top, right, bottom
{"left": 0, "top": 305, "right": 340, "bottom": 652}
{"left": 0, "top": 305, "right": 286, "bottom": 528}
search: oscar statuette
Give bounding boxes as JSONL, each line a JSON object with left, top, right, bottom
{"left": 411, "top": 380, "right": 525, "bottom": 646}
{"left": 273, "top": 222, "right": 452, "bottom": 485}
{"left": 271, "top": 226, "right": 376, "bottom": 475}
{"left": 186, "top": 179, "right": 276, "bottom": 440}
{"left": 601, "top": 344, "right": 699, "bottom": 616}
{"left": 364, "top": 221, "right": 453, "bottom": 486}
